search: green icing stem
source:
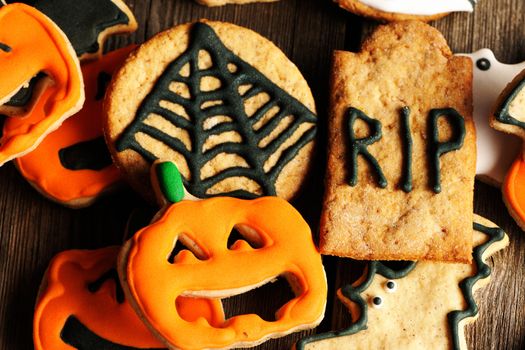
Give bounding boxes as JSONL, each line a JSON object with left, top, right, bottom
{"left": 156, "top": 162, "right": 185, "bottom": 203}
{"left": 296, "top": 221, "right": 505, "bottom": 350}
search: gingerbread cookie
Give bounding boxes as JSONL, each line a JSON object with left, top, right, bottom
{"left": 118, "top": 161, "right": 327, "bottom": 349}
{"left": 195, "top": 0, "right": 279, "bottom": 6}
{"left": 105, "top": 20, "right": 317, "bottom": 202}
{"left": 335, "top": 0, "right": 477, "bottom": 22}
{"left": 459, "top": 49, "right": 523, "bottom": 186}
{"left": 297, "top": 215, "right": 509, "bottom": 350}
{"left": 13, "top": 46, "right": 136, "bottom": 208}
{"left": 490, "top": 68, "right": 525, "bottom": 230}
{"left": 34, "top": 247, "right": 224, "bottom": 349}
{"left": 0, "top": 3, "right": 84, "bottom": 166}
{"left": 320, "top": 21, "right": 475, "bottom": 263}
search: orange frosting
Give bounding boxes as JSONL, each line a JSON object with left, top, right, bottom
{"left": 34, "top": 246, "right": 224, "bottom": 350}
{"left": 124, "top": 196, "right": 327, "bottom": 350}
{"left": 0, "top": 3, "right": 83, "bottom": 166}
{"left": 14, "top": 46, "right": 136, "bottom": 205}
{"left": 503, "top": 155, "right": 525, "bottom": 227}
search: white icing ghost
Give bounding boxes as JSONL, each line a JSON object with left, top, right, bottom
{"left": 459, "top": 49, "right": 524, "bottom": 185}
{"left": 359, "top": 0, "right": 475, "bottom": 15}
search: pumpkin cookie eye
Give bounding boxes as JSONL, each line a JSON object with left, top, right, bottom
{"left": 227, "top": 225, "right": 265, "bottom": 250}
{"left": 167, "top": 233, "right": 210, "bottom": 263}
{"left": 371, "top": 296, "right": 383, "bottom": 309}
{"left": 385, "top": 280, "right": 397, "bottom": 293}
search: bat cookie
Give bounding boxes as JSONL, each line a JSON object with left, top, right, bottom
{"left": 118, "top": 161, "right": 327, "bottom": 349}
{"left": 459, "top": 49, "right": 524, "bottom": 186}
{"left": 0, "top": 3, "right": 84, "bottom": 167}
{"left": 12, "top": 46, "right": 136, "bottom": 208}
{"left": 34, "top": 247, "right": 224, "bottom": 350}
{"left": 335, "top": 0, "right": 478, "bottom": 22}
{"left": 320, "top": 21, "right": 475, "bottom": 262}
{"left": 104, "top": 20, "right": 318, "bottom": 203}
{"left": 297, "top": 215, "right": 509, "bottom": 350}
{"left": 490, "top": 68, "right": 525, "bottom": 231}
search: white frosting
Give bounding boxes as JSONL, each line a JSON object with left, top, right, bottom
{"left": 459, "top": 49, "right": 525, "bottom": 185}
{"left": 359, "top": 0, "right": 475, "bottom": 15}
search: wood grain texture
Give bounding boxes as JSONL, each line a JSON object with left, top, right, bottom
{"left": 0, "top": 0, "right": 523, "bottom": 349}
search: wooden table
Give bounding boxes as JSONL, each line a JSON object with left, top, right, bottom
{"left": 1, "top": 0, "right": 524, "bottom": 349}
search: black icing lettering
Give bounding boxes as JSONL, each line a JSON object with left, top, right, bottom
{"left": 347, "top": 107, "right": 387, "bottom": 188}
{"left": 399, "top": 106, "right": 413, "bottom": 192}
{"left": 427, "top": 108, "right": 466, "bottom": 193}
{"left": 58, "top": 137, "right": 113, "bottom": 171}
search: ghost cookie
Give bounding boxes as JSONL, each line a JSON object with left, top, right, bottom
{"left": 118, "top": 161, "right": 327, "bottom": 349}
{"left": 34, "top": 247, "right": 224, "bottom": 350}
{"left": 320, "top": 21, "right": 475, "bottom": 263}
{"left": 13, "top": 46, "right": 136, "bottom": 208}
{"left": 490, "top": 68, "right": 525, "bottom": 231}
{"left": 195, "top": 0, "right": 279, "bottom": 6}
{"left": 297, "top": 215, "right": 509, "bottom": 350}
{"left": 104, "top": 20, "right": 317, "bottom": 203}
{"left": 335, "top": 0, "right": 477, "bottom": 22}
{"left": 459, "top": 49, "right": 524, "bottom": 186}
{"left": 0, "top": 3, "right": 84, "bottom": 167}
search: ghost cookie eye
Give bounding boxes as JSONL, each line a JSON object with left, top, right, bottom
{"left": 371, "top": 296, "right": 383, "bottom": 308}
{"left": 385, "top": 280, "right": 397, "bottom": 292}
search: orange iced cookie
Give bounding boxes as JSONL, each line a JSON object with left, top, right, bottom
{"left": 0, "top": 3, "right": 84, "bottom": 166}
{"left": 34, "top": 246, "right": 224, "bottom": 350}
{"left": 14, "top": 46, "right": 136, "bottom": 208}
{"left": 119, "top": 162, "right": 327, "bottom": 349}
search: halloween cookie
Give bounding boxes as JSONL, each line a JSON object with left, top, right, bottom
{"left": 320, "top": 21, "right": 475, "bottom": 263}
{"left": 195, "top": 0, "right": 279, "bottom": 6}
{"left": 491, "top": 68, "right": 525, "bottom": 230}
{"left": 13, "top": 46, "right": 136, "bottom": 208}
{"left": 335, "top": 0, "right": 477, "bottom": 22}
{"left": 459, "top": 49, "right": 523, "bottom": 186}
{"left": 297, "top": 215, "right": 509, "bottom": 350}
{"left": 118, "top": 161, "right": 327, "bottom": 349}
{"left": 104, "top": 20, "right": 318, "bottom": 202}
{"left": 0, "top": 3, "right": 84, "bottom": 166}
{"left": 34, "top": 246, "right": 224, "bottom": 350}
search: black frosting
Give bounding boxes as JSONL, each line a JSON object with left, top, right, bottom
{"left": 59, "top": 137, "right": 113, "bottom": 171}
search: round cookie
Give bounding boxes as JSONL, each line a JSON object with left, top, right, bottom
{"left": 335, "top": 0, "right": 477, "bottom": 22}
{"left": 104, "top": 20, "right": 318, "bottom": 202}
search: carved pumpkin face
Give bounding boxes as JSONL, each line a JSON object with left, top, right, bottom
{"left": 0, "top": 3, "right": 84, "bottom": 166}
{"left": 121, "top": 196, "right": 327, "bottom": 349}
{"left": 34, "top": 247, "right": 224, "bottom": 349}
{"left": 13, "top": 46, "right": 136, "bottom": 207}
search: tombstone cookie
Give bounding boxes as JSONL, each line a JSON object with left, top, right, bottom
{"left": 335, "top": 0, "right": 477, "bottom": 22}
{"left": 459, "top": 49, "right": 523, "bottom": 186}
{"left": 491, "top": 69, "right": 525, "bottom": 230}
{"left": 104, "top": 20, "right": 318, "bottom": 203}
{"left": 320, "top": 21, "right": 475, "bottom": 262}
{"left": 297, "top": 215, "right": 509, "bottom": 350}
{"left": 0, "top": 3, "right": 84, "bottom": 166}
{"left": 34, "top": 247, "right": 224, "bottom": 349}
{"left": 13, "top": 46, "right": 136, "bottom": 208}
{"left": 118, "top": 161, "right": 327, "bottom": 349}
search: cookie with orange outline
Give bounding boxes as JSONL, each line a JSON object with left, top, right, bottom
{"left": 13, "top": 45, "right": 136, "bottom": 208}
{"left": 118, "top": 161, "right": 327, "bottom": 349}
{"left": 335, "top": 0, "right": 477, "bottom": 22}
{"left": 0, "top": 3, "right": 84, "bottom": 166}
{"left": 0, "top": 0, "right": 136, "bottom": 115}
{"left": 34, "top": 246, "right": 225, "bottom": 350}
{"left": 490, "top": 69, "right": 525, "bottom": 230}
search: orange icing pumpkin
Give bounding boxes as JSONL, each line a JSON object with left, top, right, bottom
{"left": 0, "top": 3, "right": 84, "bottom": 166}
{"left": 34, "top": 246, "right": 224, "bottom": 349}
{"left": 14, "top": 46, "right": 136, "bottom": 207}
{"left": 503, "top": 156, "right": 525, "bottom": 230}
{"left": 122, "top": 196, "right": 327, "bottom": 349}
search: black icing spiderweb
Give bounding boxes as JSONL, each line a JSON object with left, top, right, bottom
{"left": 116, "top": 22, "right": 317, "bottom": 198}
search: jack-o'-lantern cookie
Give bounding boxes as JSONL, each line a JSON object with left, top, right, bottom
{"left": 297, "top": 215, "right": 508, "bottom": 350}
{"left": 490, "top": 69, "right": 525, "bottom": 230}
{"left": 335, "top": 0, "right": 478, "bottom": 22}
{"left": 118, "top": 161, "right": 327, "bottom": 349}
{"left": 195, "top": 0, "right": 279, "bottom": 6}
{"left": 0, "top": 3, "right": 84, "bottom": 166}
{"left": 34, "top": 246, "right": 224, "bottom": 350}
{"left": 320, "top": 21, "right": 475, "bottom": 263}
{"left": 13, "top": 46, "right": 136, "bottom": 208}
{"left": 105, "top": 20, "right": 318, "bottom": 203}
